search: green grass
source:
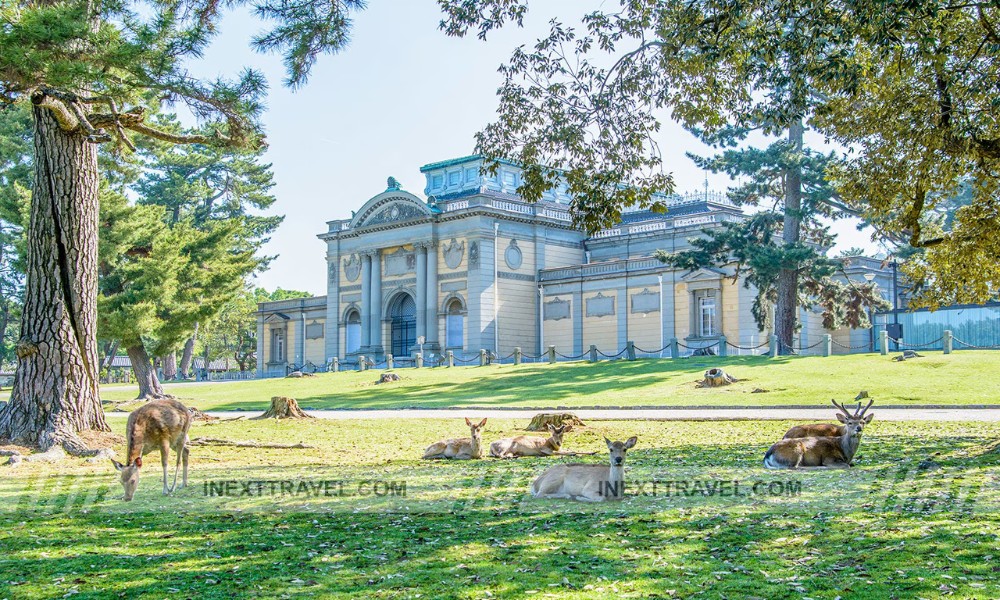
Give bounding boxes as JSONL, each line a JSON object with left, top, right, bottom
{"left": 2, "top": 417, "right": 999, "bottom": 598}
{"left": 92, "top": 350, "right": 1000, "bottom": 411}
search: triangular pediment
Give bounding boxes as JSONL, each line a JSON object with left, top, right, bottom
{"left": 679, "top": 267, "right": 726, "bottom": 283}
{"left": 350, "top": 190, "right": 434, "bottom": 229}
{"left": 264, "top": 313, "right": 290, "bottom": 323}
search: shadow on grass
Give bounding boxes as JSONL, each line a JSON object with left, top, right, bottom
{"left": 2, "top": 430, "right": 998, "bottom": 598}
{"left": 203, "top": 356, "right": 796, "bottom": 411}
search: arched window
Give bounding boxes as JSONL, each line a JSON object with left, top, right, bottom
{"left": 345, "top": 308, "right": 361, "bottom": 354}
{"left": 389, "top": 294, "right": 417, "bottom": 356}
{"left": 446, "top": 298, "right": 465, "bottom": 349}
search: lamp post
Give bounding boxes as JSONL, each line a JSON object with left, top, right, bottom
{"left": 863, "top": 272, "right": 876, "bottom": 352}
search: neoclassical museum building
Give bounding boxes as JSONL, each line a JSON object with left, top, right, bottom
{"left": 256, "top": 155, "right": 889, "bottom": 376}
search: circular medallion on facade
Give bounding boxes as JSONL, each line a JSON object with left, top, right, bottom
{"left": 504, "top": 239, "right": 523, "bottom": 270}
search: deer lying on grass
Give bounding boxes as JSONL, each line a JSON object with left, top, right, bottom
{"left": 531, "top": 437, "right": 637, "bottom": 502}
{"left": 764, "top": 399, "right": 873, "bottom": 469}
{"left": 111, "top": 398, "right": 192, "bottom": 500}
{"left": 490, "top": 424, "right": 573, "bottom": 458}
{"left": 422, "top": 418, "right": 487, "bottom": 460}
{"left": 782, "top": 398, "right": 876, "bottom": 439}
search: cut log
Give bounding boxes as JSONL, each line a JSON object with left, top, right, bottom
{"left": 251, "top": 396, "right": 314, "bottom": 420}
{"left": 377, "top": 373, "right": 402, "bottom": 384}
{"left": 699, "top": 368, "right": 739, "bottom": 387}
{"left": 525, "top": 413, "right": 586, "bottom": 432}
{"left": 188, "top": 437, "right": 315, "bottom": 449}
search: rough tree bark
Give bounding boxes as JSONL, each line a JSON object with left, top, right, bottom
{"left": 126, "top": 344, "right": 168, "bottom": 400}
{"left": 161, "top": 351, "right": 177, "bottom": 380}
{"left": 179, "top": 323, "right": 197, "bottom": 379}
{"left": 0, "top": 103, "right": 109, "bottom": 452}
{"left": 526, "top": 413, "right": 585, "bottom": 431}
{"left": 251, "top": 396, "right": 314, "bottom": 419}
{"left": 774, "top": 118, "right": 804, "bottom": 355}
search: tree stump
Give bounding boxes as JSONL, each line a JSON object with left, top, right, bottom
{"left": 699, "top": 368, "right": 739, "bottom": 387}
{"left": 251, "top": 396, "right": 314, "bottom": 420}
{"left": 286, "top": 371, "right": 304, "bottom": 378}
{"left": 377, "top": 373, "right": 401, "bottom": 384}
{"left": 692, "top": 346, "right": 717, "bottom": 357}
{"left": 526, "top": 413, "right": 586, "bottom": 432}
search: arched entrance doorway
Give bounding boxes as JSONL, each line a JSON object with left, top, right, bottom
{"left": 388, "top": 293, "right": 416, "bottom": 357}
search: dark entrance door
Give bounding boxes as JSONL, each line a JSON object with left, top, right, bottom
{"left": 389, "top": 294, "right": 417, "bottom": 357}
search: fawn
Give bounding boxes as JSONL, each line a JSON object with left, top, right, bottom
{"left": 422, "top": 418, "right": 487, "bottom": 459}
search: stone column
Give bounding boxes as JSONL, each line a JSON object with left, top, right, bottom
{"left": 256, "top": 316, "right": 265, "bottom": 377}
{"left": 360, "top": 252, "right": 371, "bottom": 348}
{"left": 425, "top": 241, "right": 439, "bottom": 348}
{"left": 415, "top": 243, "right": 428, "bottom": 342}
{"left": 370, "top": 249, "right": 383, "bottom": 352}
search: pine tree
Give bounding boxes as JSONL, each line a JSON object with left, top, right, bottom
{"left": 0, "top": 0, "right": 365, "bottom": 452}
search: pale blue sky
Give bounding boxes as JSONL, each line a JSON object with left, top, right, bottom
{"left": 191, "top": 1, "right": 874, "bottom": 296}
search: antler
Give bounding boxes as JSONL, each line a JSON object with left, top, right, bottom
{"left": 856, "top": 398, "right": 875, "bottom": 417}
{"left": 831, "top": 398, "right": 853, "bottom": 418}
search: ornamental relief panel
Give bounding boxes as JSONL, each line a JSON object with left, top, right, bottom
{"left": 343, "top": 253, "right": 361, "bottom": 282}
{"left": 443, "top": 238, "right": 465, "bottom": 270}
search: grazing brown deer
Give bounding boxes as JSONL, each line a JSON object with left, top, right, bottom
{"left": 531, "top": 437, "right": 637, "bottom": 502}
{"left": 111, "top": 399, "right": 192, "bottom": 500}
{"left": 764, "top": 399, "right": 874, "bottom": 469}
{"left": 422, "top": 418, "right": 487, "bottom": 460}
{"left": 782, "top": 399, "right": 877, "bottom": 439}
{"left": 490, "top": 424, "right": 573, "bottom": 458}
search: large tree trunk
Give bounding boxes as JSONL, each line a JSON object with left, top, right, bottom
{"left": 0, "top": 103, "right": 109, "bottom": 453}
{"left": 161, "top": 351, "right": 177, "bottom": 380}
{"left": 126, "top": 344, "right": 168, "bottom": 401}
{"left": 774, "top": 118, "right": 804, "bottom": 355}
{"left": 179, "top": 323, "right": 197, "bottom": 379}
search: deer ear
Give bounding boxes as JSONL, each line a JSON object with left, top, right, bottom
{"left": 605, "top": 437, "right": 613, "bottom": 448}
{"left": 547, "top": 424, "right": 556, "bottom": 432}
{"left": 134, "top": 457, "right": 142, "bottom": 468}
{"left": 465, "top": 417, "right": 472, "bottom": 427}
{"left": 478, "top": 418, "right": 487, "bottom": 428}
{"left": 864, "top": 413, "right": 874, "bottom": 424}
{"left": 111, "top": 458, "right": 123, "bottom": 471}
{"left": 836, "top": 414, "right": 847, "bottom": 423}
{"left": 624, "top": 436, "right": 637, "bottom": 449}
{"left": 562, "top": 425, "right": 573, "bottom": 432}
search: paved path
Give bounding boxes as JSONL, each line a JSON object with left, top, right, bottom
{"left": 106, "top": 407, "right": 1000, "bottom": 421}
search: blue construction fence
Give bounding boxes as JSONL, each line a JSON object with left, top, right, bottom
{"left": 874, "top": 303, "right": 1000, "bottom": 352}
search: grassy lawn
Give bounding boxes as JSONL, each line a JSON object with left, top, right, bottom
{"left": 89, "top": 350, "right": 1000, "bottom": 411}
{"left": 2, "top": 417, "right": 999, "bottom": 598}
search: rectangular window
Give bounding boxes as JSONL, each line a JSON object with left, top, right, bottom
{"left": 446, "top": 314, "right": 464, "bottom": 348}
{"left": 699, "top": 294, "right": 717, "bottom": 337}
{"left": 272, "top": 329, "right": 285, "bottom": 362}
{"left": 346, "top": 322, "right": 361, "bottom": 354}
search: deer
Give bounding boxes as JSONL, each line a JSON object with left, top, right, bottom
{"left": 422, "top": 418, "right": 487, "bottom": 459}
{"left": 110, "top": 398, "right": 192, "bottom": 501}
{"left": 531, "top": 437, "right": 637, "bottom": 502}
{"left": 782, "top": 398, "right": 876, "bottom": 439}
{"left": 764, "top": 399, "right": 874, "bottom": 469}
{"left": 490, "top": 424, "right": 573, "bottom": 458}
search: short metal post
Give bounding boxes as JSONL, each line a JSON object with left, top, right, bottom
{"left": 769, "top": 335, "right": 778, "bottom": 358}
{"left": 943, "top": 330, "right": 953, "bottom": 354}
{"left": 626, "top": 341, "right": 636, "bottom": 361}
{"left": 479, "top": 349, "right": 487, "bottom": 366}
{"left": 548, "top": 345, "right": 556, "bottom": 364}
{"left": 669, "top": 337, "right": 679, "bottom": 359}
{"left": 331, "top": 357, "right": 339, "bottom": 373}
{"left": 386, "top": 354, "right": 394, "bottom": 370}
{"left": 823, "top": 334, "right": 832, "bottom": 357}
{"left": 589, "top": 345, "right": 598, "bottom": 362}
{"left": 416, "top": 352, "right": 423, "bottom": 368}
{"left": 446, "top": 350, "right": 454, "bottom": 367}
{"left": 718, "top": 335, "right": 727, "bottom": 357}
{"left": 880, "top": 330, "right": 889, "bottom": 356}
{"left": 358, "top": 355, "right": 366, "bottom": 372}
{"left": 514, "top": 347, "right": 522, "bottom": 365}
